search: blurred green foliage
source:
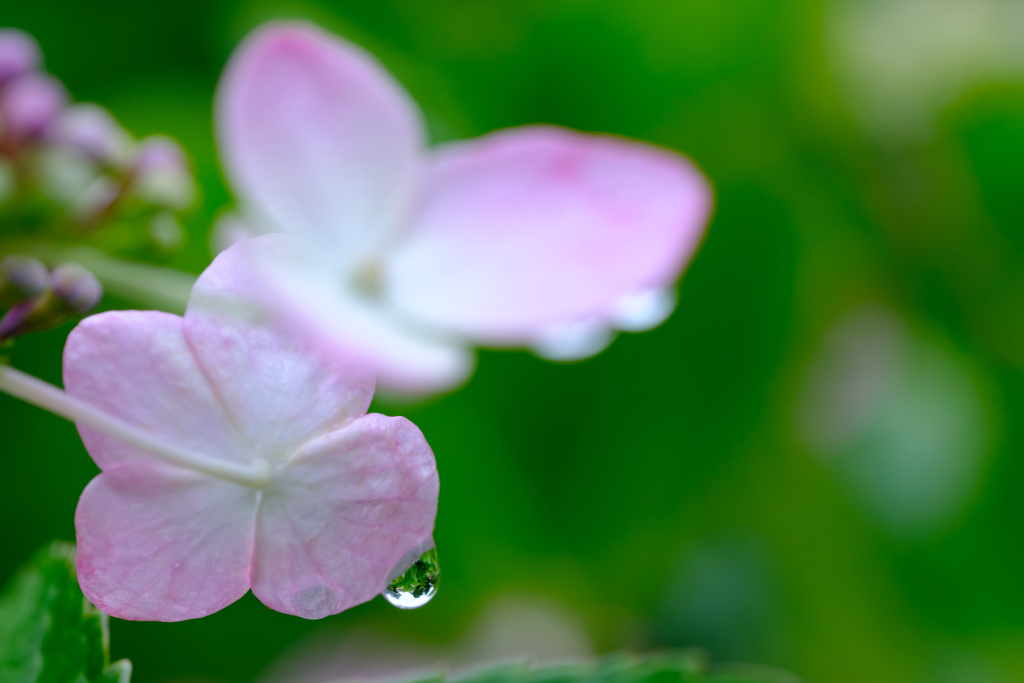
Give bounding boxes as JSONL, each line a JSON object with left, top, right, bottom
{"left": 4, "top": 1, "right": 1024, "bottom": 682}
{"left": 367, "top": 650, "right": 798, "bottom": 683}
{"left": 0, "top": 542, "right": 131, "bottom": 683}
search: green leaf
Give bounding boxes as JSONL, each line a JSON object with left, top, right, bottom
{"left": 0, "top": 542, "right": 132, "bottom": 683}
{"left": 379, "top": 651, "right": 796, "bottom": 683}
{"left": 704, "top": 664, "right": 802, "bottom": 683}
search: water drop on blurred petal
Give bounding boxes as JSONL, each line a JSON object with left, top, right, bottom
{"left": 610, "top": 288, "right": 676, "bottom": 332}
{"left": 383, "top": 546, "right": 439, "bottom": 610}
{"left": 532, "top": 318, "right": 614, "bottom": 361}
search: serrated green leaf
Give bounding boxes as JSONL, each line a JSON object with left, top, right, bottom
{"left": 631, "top": 651, "right": 708, "bottom": 683}
{"left": 704, "top": 664, "right": 802, "bottom": 683}
{"left": 451, "top": 661, "right": 532, "bottom": 683}
{"left": 529, "top": 661, "right": 592, "bottom": 683}
{"left": 0, "top": 542, "right": 132, "bottom": 683}
{"left": 393, "top": 651, "right": 798, "bottom": 683}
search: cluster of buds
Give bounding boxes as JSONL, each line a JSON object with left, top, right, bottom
{"left": 0, "top": 255, "right": 101, "bottom": 342}
{"left": 0, "top": 29, "right": 195, "bottom": 250}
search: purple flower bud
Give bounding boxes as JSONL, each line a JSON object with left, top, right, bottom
{"left": 1, "top": 255, "right": 49, "bottom": 298}
{"left": 48, "top": 103, "right": 134, "bottom": 169}
{"left": 0, "top": 72, "right": 67, "bottom": 141}
{"left": 0, "top": 29, "right": 41, "bottom": 84}
{"left": 51, "top": 262, "right": 102, "bottom": 314}
{"left": 131, "top": 135, "right": 195, "bottom": 209}
{"left": 0, "top": 298, "right": 37, "bottom": 339}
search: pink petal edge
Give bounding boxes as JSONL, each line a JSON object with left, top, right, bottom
{"left": 63, "top": 311, "right": 250, "bottom": 470}
{"left": 216, "top": 21, "right": 425, "bottom": 257}
{"left": 250, "top": 413, "right": 439, "bottom": 619}
{"left": 387, "top": 125, "right": 713, "bottom": 344}
{"left": 75, "top": 462, "right": 256, "bottom": 621}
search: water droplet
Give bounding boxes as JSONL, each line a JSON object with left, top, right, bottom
{"left": 532, "top": 318, "right": 614, "bottom": 361}
{"left": 610, "top": 288, "right": 676, "bottom": 332}
{"left": 383, "top": 546, "right": 439, "bottom": 610}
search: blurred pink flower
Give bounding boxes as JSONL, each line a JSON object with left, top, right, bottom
{"left": 64, "top": 246, "right": 439, "bottom": 621}
{"left": 0, "top": 71, "right": 65, "bottom": 141}
{"left": 215, "top": 22, "right": 713, "bottom": 395}
{"left": 0, "top": 28, "right": 40, "bottom": 83}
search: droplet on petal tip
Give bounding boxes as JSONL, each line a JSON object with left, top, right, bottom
{"left": 610, "top": 288, "right": 677, "bottom": 332}
{"left": 383, "top": 544, "right": 440, "bottom": 610}
{"left": 532, "top": 319, "right": 615, "bottom": 362}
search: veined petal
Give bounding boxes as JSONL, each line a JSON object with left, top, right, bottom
{"left": 63, "top": 311, "right": 249, "bottom": 470}
{"left": 75, "top": 463, "right": 257, "bottom": 621}
{"left": 185, "top": 241, "right": 377, "bottom": 460}
{"left": 386, "top": 126, "right": 712, "bottom": 344}
{"left": 216, "top": 21, "right": 424, "bottom": 258}
{"left": 251, "top": 414, "right": 438, "bottom": 619}
{"left": 208, "top": 234, "right": 474, "bottom": 396}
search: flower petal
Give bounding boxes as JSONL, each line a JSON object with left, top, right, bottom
{"left": 75, "top": 463, "right": 256, "bottom": 621}
{"left": 386, "top": 126, "right": 712, "bottom": 344}
{"left": 250, "top": 414, "right": 438, "bottom": 619}
{"left": 216, "top": 21, "right": 424, "bottom": 258}
{"left": 63, "top": 311, "right": 249, "bottom": 470}
{"left": 185, "top": 239, "right": 378, "bottom": 459}
{"left": 202, "top": 233, "right": 474, "bottom": 396}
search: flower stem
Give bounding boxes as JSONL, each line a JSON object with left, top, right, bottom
{"left": 0, "top": 365, "right": 270, "bottom": 488}
{"left": 33, "top": 245, "right": 196, "bottom": 313}
{"left": 0, "top": 241, "right": 196, "bottom": 313}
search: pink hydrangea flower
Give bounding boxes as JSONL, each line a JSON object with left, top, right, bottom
{"left": 0, "top": 28, "right": 41, "bottom": 84}
{"left": 63, "top": 245, "right": 439, "bottom": 621}
{"left": 215, "top": 22, "right": 713, "bottom": 395}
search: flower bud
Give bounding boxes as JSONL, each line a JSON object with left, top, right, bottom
{"left": 131, "top": 136, "right": 195, "bottom": 210}
{"left": 0, "top": 29, "right": 41, "bottom": 84}
{"left": 35, "top": 146, "right": 101, "bottom": 206}
{"left": 48, "top": 103, "right": 135, "bottom": 169}
{"left": 0, "top": 255, "right": 49, "bottom": 306}
{"left": 0, "top": 298, "right": 40, "bottom": 340}
{"left": 149, "top": 211, "right": 185, "bottom": 250}
{"left": 51, "top": 262, "right": 102, "bottom": 314}
{"left": 71, "top": 176, "right": 121, "bottom": 224}
{"left": 0, "top": 263, "right": 102, "bottom": 340}
{"left": 210, "top": 212, "right": 257, "bottom": 254}
{"left": 0, "top": 72, "right": 67, "bottom": 141}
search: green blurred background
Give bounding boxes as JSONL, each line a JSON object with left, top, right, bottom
{"left": 5, "top": 0, "right": 1024, "bottom": 681}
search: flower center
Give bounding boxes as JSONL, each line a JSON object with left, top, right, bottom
{"left": 350, "top": 259, "right": 383, "bottom": 300}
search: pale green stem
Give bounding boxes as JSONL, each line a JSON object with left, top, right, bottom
{"left": 0, "top": 365, "right": 270, "bottom": 488}
{"left": 32, "top": 245, "right": 196, "bottom": 313}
